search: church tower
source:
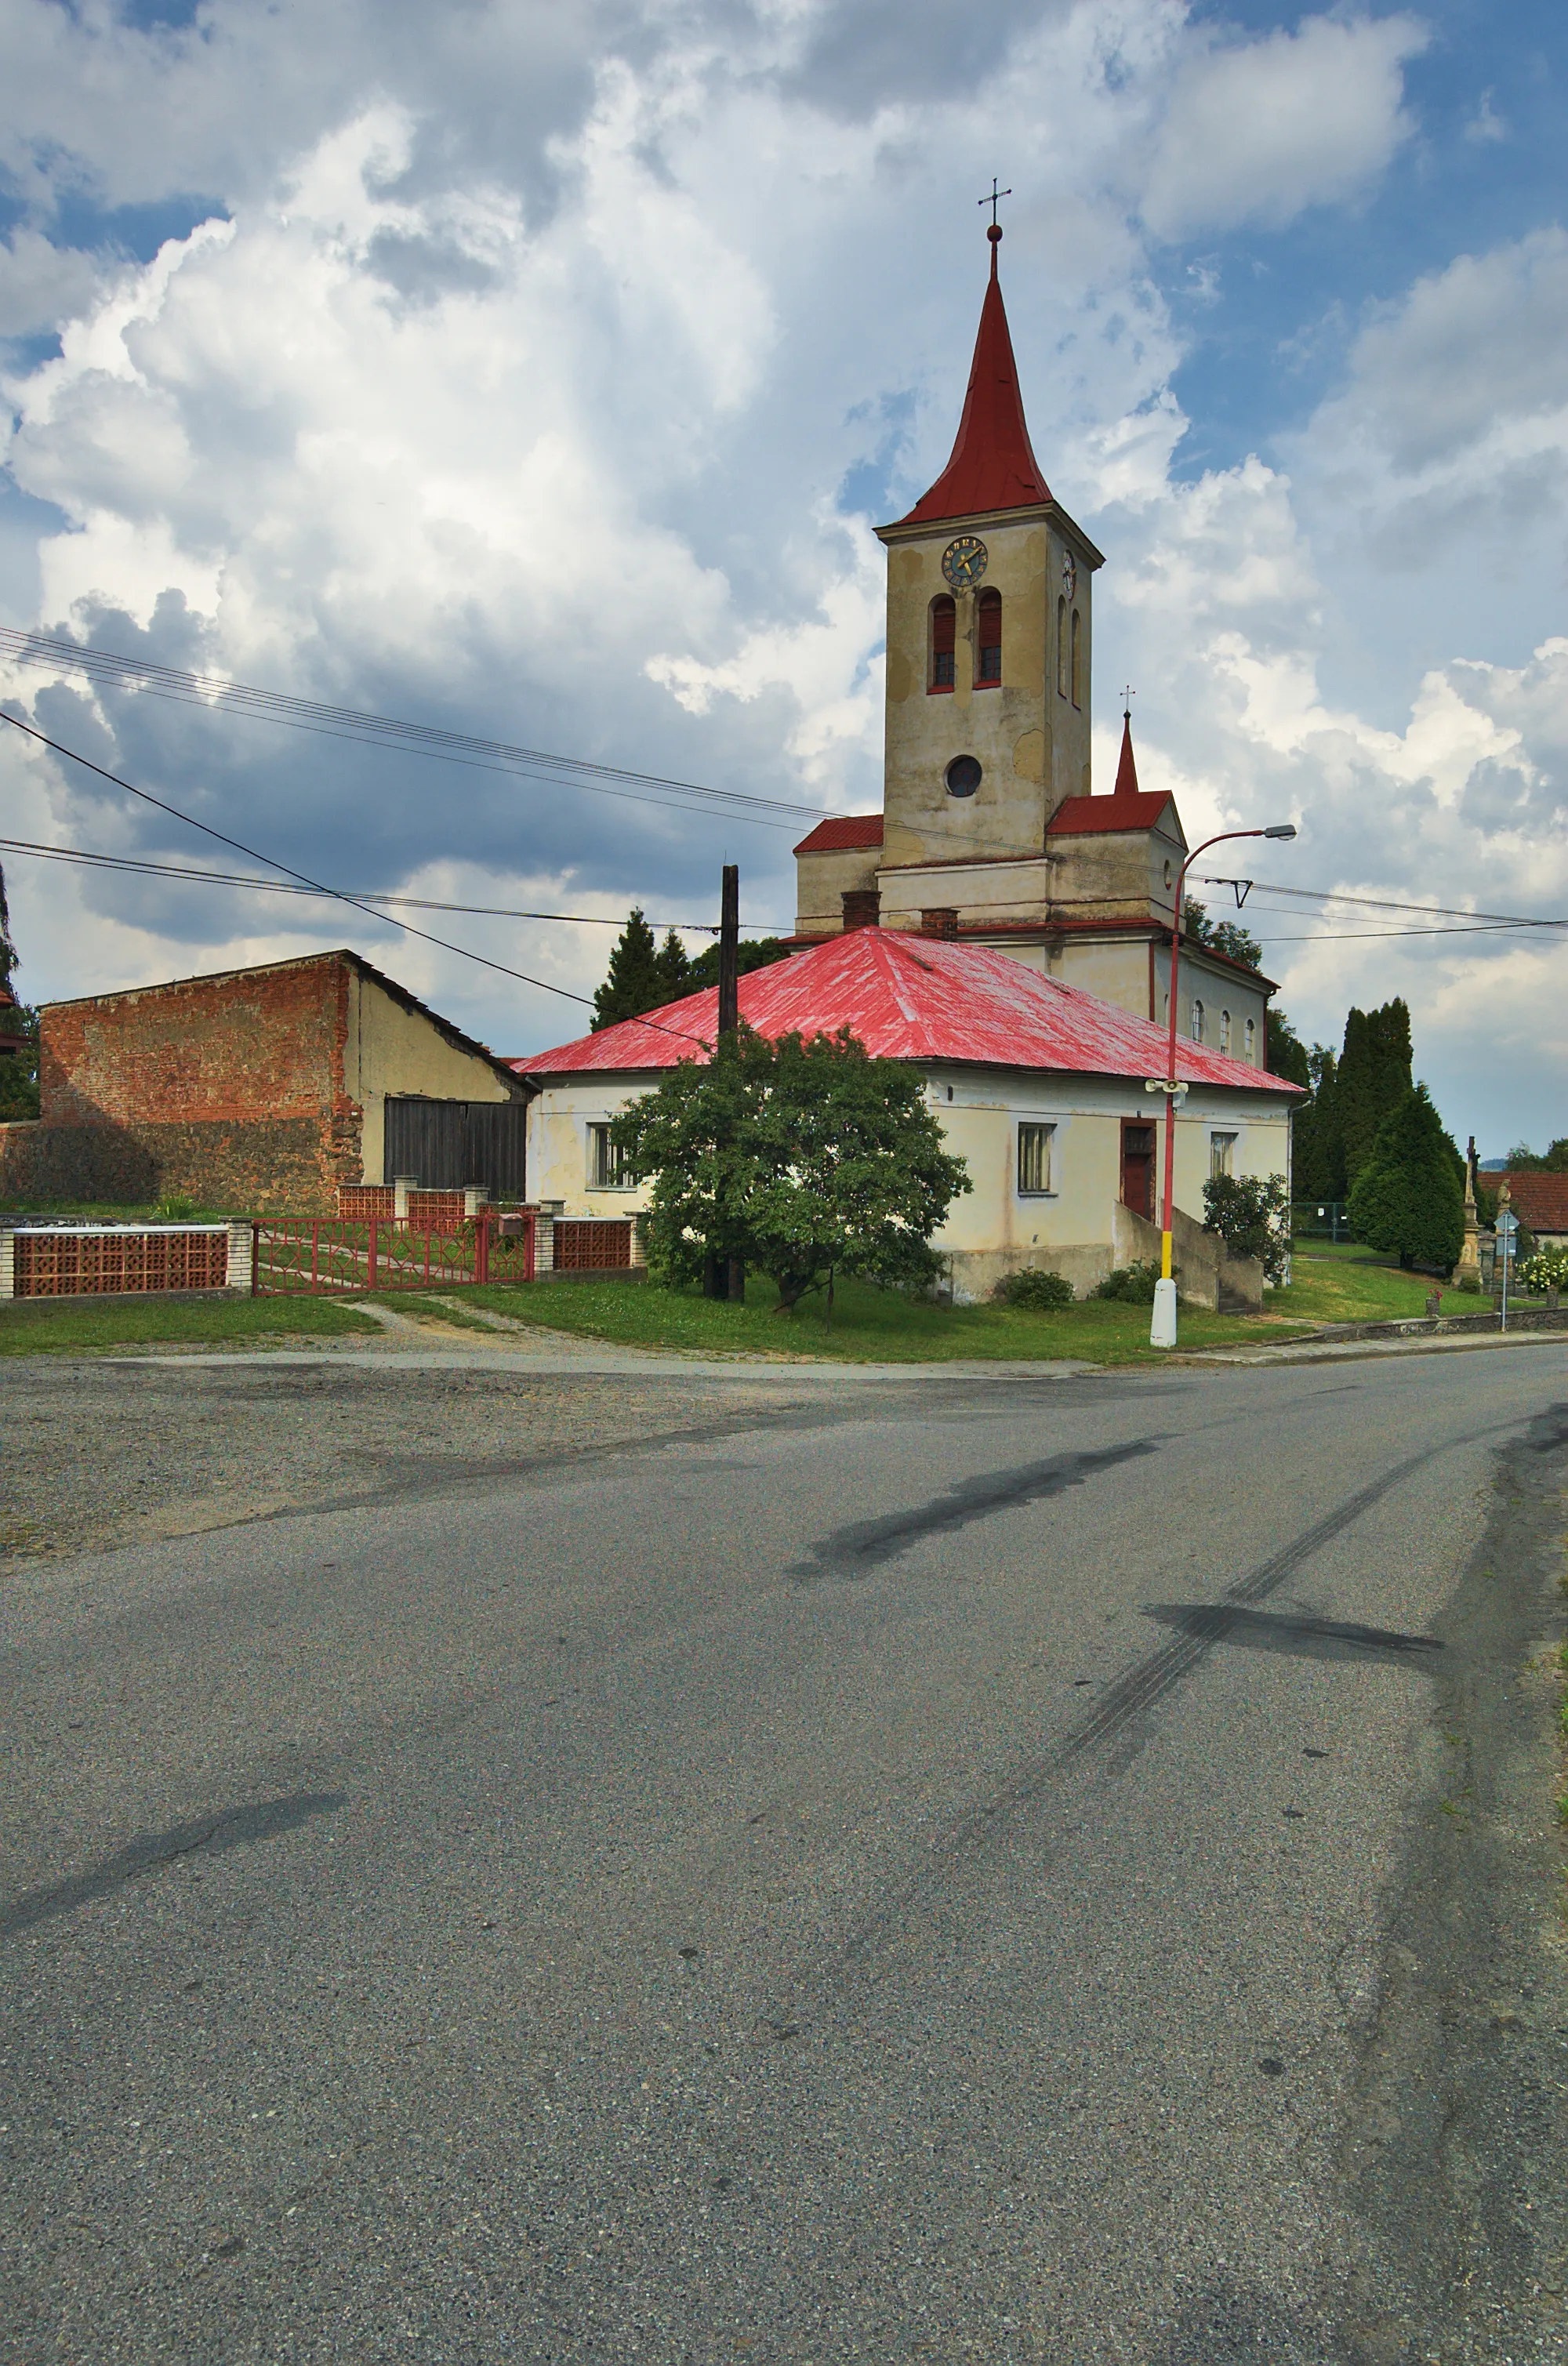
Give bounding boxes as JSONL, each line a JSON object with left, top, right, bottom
{"left": 877, "top": 220, "right": 1102, "bottom": 870}
{"left": 791, "top": 220, "right": 1275, "bottom": 1067}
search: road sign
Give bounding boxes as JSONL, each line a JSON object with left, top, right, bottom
{"left": 1497, "top": 1212, "right": 1519, "bottom": 1239}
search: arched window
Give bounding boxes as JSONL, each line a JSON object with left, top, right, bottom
{"left": 930, "top": 596, "right": 956, "bottom": 692}
{"left": 1057, "top": 597, "right": 1067, "bottom": 697}
{"left": 1220, "top": 1009, "right": 1232, "bottom": 1054}
{"left": 977, "top": 589, "right": 1002, "bottom": 685}
{"left": 1070, "top": 608, "right": 1082, "bottom": 708}
{"left": 1245, "top": 1016, "right": 1257, "bottom": 1061}
{"left": 1190, "top": 999, "right": 1204, "bottom": 1043}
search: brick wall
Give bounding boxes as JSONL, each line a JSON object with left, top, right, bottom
{"left": 26, "top": 956, "right": 364, "bottom": 1214}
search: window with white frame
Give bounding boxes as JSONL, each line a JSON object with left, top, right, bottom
{"left": 1017, "top": 1121, "right": 1055, "bottom": 1196}
{"left": 1210, "top": 1130, "right": 1237, "bottom": 1179}
{"left": 589, "top": 1122, "right": 630, "bottom": 1188}
{"left": 1220, "top": 1008, "right": 1232, "bottom": 1054}
{"left": 1190, "top": 999, "right": 1205, "bottom": 1042}
{"left": 1244, "top": 1016, "right": 1257, "bottom": 1061}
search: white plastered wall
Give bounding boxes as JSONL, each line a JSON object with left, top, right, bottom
{"left": 526, "top": 1062, "right": 1294, "bottom": 1301}
{"left": 350, "top": 973, "right": 521, "bottom": 1185}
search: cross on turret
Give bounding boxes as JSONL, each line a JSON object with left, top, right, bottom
{"left": 978, "top": 178, "right": 1011, "bottom": 228}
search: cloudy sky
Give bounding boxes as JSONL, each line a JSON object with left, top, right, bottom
{"left": 1, "top": 0, "right": 1563, "bottom": 1149}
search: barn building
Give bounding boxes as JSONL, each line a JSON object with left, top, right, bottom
{"left": 0, "top": 949, "right": 531, "bottom": 1214}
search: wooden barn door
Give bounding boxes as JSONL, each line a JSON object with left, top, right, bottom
{"left": 383, "top": 1099, "right": 528, "bottom": 1197}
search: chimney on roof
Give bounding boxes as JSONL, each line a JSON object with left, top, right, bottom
{"left": 920, "top": 907, "right": 959, "bottom": 940}
{"left": 842, "top": 888, "right": 880, "bottom": 932}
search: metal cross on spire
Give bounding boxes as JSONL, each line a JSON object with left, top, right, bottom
{"left": 1123, "top": 684, "right": 1135, "bottom": 720}
{"left": 978, "top": 178, "right": 1011, "bottom": 227}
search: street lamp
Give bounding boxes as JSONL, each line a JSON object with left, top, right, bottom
{"left": 1149, "top": 822, "right": 1298, "bottom": 1348}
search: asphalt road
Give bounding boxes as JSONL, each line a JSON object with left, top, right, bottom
{"left": 3, "top": 1346, "right": 1567, "bottom": 2364}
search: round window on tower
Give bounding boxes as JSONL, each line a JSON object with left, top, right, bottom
{"left": 946, "top": 754, "right": 982, "bottom": 799}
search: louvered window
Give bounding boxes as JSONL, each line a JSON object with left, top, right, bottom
{"left": 931, "top": 596, "right": 956, "bottom": 690}
{"left": 977, "top": 590, "right": 1002, "bottom": 684}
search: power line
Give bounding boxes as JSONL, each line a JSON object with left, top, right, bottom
{"left": 1190, "top": 872, "right": 1566, "bottom": 929}
{"left": 0, "top": 626, "right": 819, "bottom": 830}
{"left": 0, "top": 713, "right": 715, "bottom": 1053}
{"left": 0, "top": 836, "right": 731, "bottom": 931}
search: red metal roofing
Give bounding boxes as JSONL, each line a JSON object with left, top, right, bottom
{"left": 1497, "top": 1173, "right": 1568, "bottom": 1232}
{"left": 793, "top": 814, "right": 885, "bottom": 856}
{"left": 1049, "top": 789, "right": 1179, "bottom": 836}
{"left": 514, "top": 928, "right": 1299, "bottom": 1092}
{"left": 895, "top": 234, "right": 1051, "bottom": 527}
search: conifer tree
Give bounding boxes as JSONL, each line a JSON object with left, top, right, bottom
{"left": 591, "top": 909, "right": 662, "bottom": 1030}
{"left": 1346, "top": 1083, "right": 1464, "bottom": 1271}
{"left": 653, "top": 930, "right": 692, "bottom": 1003}
{"left": 1337, "top": 1000, "right": 1413, "bottom": 1187}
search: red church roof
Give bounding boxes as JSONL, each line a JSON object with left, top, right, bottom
{"left": 514, "top": 929, "right": 1299, "bottom": 1091}
{"left": 793, "top": 814, "right": 885, "bottom": 856}
{"left": 1049, "top": 790, "right": 1178, "bottom": 836}
{"left": 896, "top": 230, "right": 1051, "bottom": 527}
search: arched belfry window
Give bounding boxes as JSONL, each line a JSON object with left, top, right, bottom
{"left": 977, "top": 589, "right": 1002, "bottom": 686}
{"left": 1056, "top": 597, "right": 1067, "bottom": 698}
{"left": 930, "top": 596, "right": 956, "bottom": 691}
{"left": 1070, "top": 608, "right": 1082, "bottom": 709}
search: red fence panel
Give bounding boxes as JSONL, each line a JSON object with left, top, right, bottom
{"left": 252, "top": 1212, "right": 536, "bottom": 1295}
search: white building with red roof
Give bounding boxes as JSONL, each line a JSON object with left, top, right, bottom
{"left": 793, "top": 220, "right": 1275, "bottom": 1065}
{"left": 516, "top": 930, "right": 1297, "bottom": 1305}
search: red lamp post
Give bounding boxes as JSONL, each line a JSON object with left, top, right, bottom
{"left": 1151, "top": 822, "right": 1297, "bottom": 1347}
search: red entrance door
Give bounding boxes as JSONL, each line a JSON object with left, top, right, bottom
{"left": 1121, "top": 1121, "right": 1156, "bottom": 1220}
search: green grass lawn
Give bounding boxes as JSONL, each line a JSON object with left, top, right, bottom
{"left": 459, "top": 1275, "right": 1317, "bottom": 1366}
{"left": 0, "top": 1295, "right": 380, "bottom": 1356}
{"left": 0, "top": 1199, "right": 240, "bottom": 1222}
{"left": 1272, "top": 1243, "right": 1483, "bottom": 1326}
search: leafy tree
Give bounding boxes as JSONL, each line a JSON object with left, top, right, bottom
{"left": 592, "top": 909, "right": 663, "bottom": 1030}
{"left": 1505, "top": 1137, "right": 1568, "bottom": 1172}
{"left": 1346, "top": 1083, "right": 1465, "bottom": 1272}
{"left": 1202, "top": 1173, "right": 1290, "bottom": 1283}
{"left": 684, "top": 935, "right": 793, "bottom": 991}
{"left": 1338, "top": 1000, "right": 1413, "bottom": 1188}
{"left": 0, "top": 865, "right": 40, "bottom": 1119}
{"left": 610, "top": 1025, "right": 971, "bottom": 1311}
{"left": 1264, "top": 1007, "right": 1310, "bottom": 1090}
{"left": 1181, "top": 898, "right": 1262, "bottom": 971}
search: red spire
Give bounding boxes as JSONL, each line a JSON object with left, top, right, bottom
{"left": 898, "top": 227, "right": 1051, "bottom": 526}
{"left": 1113, "top": 705, "right": 1140, "bottom": 799}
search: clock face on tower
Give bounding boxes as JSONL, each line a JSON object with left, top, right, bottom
{"left": 941, "top": 534, "right": 988, "bottom": 590}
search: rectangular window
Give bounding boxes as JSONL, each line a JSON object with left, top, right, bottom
{"left": 932, "top": 648, "right": 955, "bottom": 688}
{"left": 1210, "top": 1131, "right": 1237, "bottom": 1180}
{"left": 1018, "top": 1122, "right": 1055, "bottom": 1196}
{"left": 589, "top": 1123, "right": 630, "bottom": 1188}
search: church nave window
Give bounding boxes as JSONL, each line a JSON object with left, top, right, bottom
{"left": 977, "top": 589, "right": 1002, "bottom": 685}
{"left": 1190, "top": 998, "right": 1205, "bottom": 1043}
{"left": 1056, "top": 597, "right": 1067, "bottom": 698}
{"left": 930, "top": 595, "right": 956, "bottom": 691}
{"left": 1070, "top": 608, "right": 1082, "bottom": 708}
{"left": 1245, "top": 1015, "right": 1257, "bottom": 1061}
{"left": 1220, "top": 1008, "right": 1232, "bottom": 1054}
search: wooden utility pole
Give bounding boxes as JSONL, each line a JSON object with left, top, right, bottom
{"left": 717, "top": 864, "right": 739, "bottom": 1036}
{"left": 705, "top": 865, "right": 746, "bottom": 1302}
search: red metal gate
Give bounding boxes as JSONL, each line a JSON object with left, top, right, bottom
{"left": 252, "top": 1213, "right": 535, "bottom": 1296}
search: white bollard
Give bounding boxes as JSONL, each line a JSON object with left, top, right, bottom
{"left": 1150, "top": 1276, "right": 1178, "bottom": 1348}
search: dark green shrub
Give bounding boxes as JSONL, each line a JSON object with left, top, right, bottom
{"left": 1095, "top": 1260, "right": 1163, "bottom": 1305}
{"left": 995, "top": 1267, "right": 1074, "bottom": 1312}
{"left": 1202, "top": 1172, "right": 1290, "bottom": 1283}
